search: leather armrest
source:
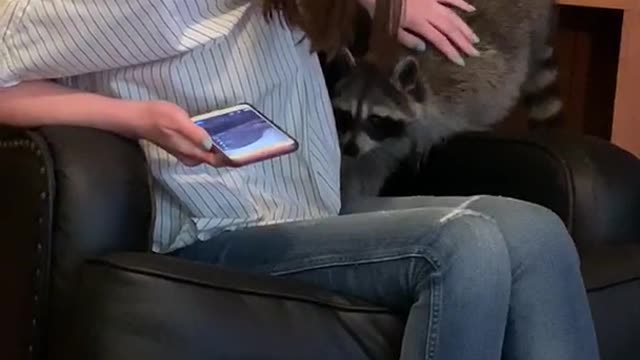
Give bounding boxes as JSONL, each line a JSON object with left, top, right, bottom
{"left": 0, "top": 127, "right": 55, "bottom": 359}
{"left": 32, "top": 126, "right": 153, "bottom": 271}
{"left": 0, "top": 126, "right": 153, "bottom": 359}
{"left": 384, "top": 131, "right": 640, "bottom": 249}
{"left": 63, "top": 253, "right": 404, "bottom": 360}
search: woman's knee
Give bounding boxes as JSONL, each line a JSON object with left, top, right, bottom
{"left": 468, "top": 196, "right": 581, "bottom": 274}
{"left": 432, "top": 210, "right": 512, "bottom": 295}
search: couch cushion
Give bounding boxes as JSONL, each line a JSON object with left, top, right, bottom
{"left": 62, "top": 253, "right": 405, "bottom": 360}
{"left": 582, "top": 245, "right": 640, "bottom": 360}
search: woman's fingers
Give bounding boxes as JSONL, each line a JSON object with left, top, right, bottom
{"left": 165, "top": 125, "right": 224, "bottom": 167}
{"left": 437, "top": 0, "right": 476, "bottom": 12}
{"left": 398, "top": 29, "right": 427, "bottom": 52}
{"left": 438, "top": 20, "right": 479, "bottom": 57}
{"left": 428, "top": 10, "right": 478, "bottom": 59}
{"left": 443, "top": 7, "right": 479, "bottom": 44}
{"left": 203, "top": 150, "right": 230, "bottom": 167}
{"left": 177, "top": 118, "right": 214, "bottom": 152}
{"left": 173, "top": 117, "right": 229, "bottom": 167}
{"left": 173, "top": 138, "right": 228, "bottom": 167}
{"left": 412, "top": 21, "right": 465, "bottom": 66}
{"left": 177, "top": 156, "right": 205, "bottom": 167}
{"left": 142, "top": 101, "right": 229, "bottom": 168}
{"left": 361, "top": 0, "right": 481, "bottom": 66}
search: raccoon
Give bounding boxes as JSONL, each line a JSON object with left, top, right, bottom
{"left": 328, "top": 0, "right": 562, "bottom": 202}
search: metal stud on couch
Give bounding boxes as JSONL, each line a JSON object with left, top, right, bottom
{"left": 1, "top": 124, "right": 639, "bottom": 360}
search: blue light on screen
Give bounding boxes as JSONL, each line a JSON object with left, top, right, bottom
{"left": 195, "top": 108, "right": 292, "bottom": 160}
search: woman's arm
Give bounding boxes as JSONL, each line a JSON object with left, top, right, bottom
{"left": 0, "top": 81, "right": 144, "bottom": 137}
{"left": 0, "top": 81, "right": 223, "bottom": 167}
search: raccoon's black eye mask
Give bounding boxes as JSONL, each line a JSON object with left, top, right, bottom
{"left": 335, "top": 107, "right": 407, "bottom": 139}
{"left": 334, "top": 109, "right": 356, "bottom": 135}
{"left": 363, "top": 115, "right": 407, "bottom": 141}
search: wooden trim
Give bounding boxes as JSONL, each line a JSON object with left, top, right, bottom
{"left": 555, "top": 0, "right": 635, "bottom": 10}
{"left": 610, "top": 6, "right": 640, "bottom": 157}
{"left": 556, "top": 0, "right": 639, "bottom": 157}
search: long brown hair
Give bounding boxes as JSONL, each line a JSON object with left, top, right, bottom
{"left": 261, "top": 0, "right": 405, "bottom": 70}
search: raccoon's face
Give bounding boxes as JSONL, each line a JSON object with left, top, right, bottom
{"left": 330, "top": 53, "right": 426, "bottom": 157}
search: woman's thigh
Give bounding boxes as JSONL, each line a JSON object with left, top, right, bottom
{"left": 172, "top": 200, "right": 509, "bottom": 311}
{"left": 342, "top": 195, "right": 581, "bottom": 275}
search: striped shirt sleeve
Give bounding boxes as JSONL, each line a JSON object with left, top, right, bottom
{"left": 0, "top": 0, "right": 22, "bottom": 86}
{"left": 0, "top": 0, "right": 249, "bottom": 87}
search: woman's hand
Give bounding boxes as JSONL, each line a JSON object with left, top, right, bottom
{"left": 0, "top": 81, "right": 226, "bottom": 168}
{"left": 136, "top": 101, "right": 228, "bottom": 167}
{"left": 359, "top": 0, "right": 479, "bottom": 66}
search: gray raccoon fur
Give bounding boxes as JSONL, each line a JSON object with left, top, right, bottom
{"left": 330, "top": 0, "right": 561, "bottom": 202}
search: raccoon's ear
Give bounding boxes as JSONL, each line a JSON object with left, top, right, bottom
{"left": 323, "top": 48, "right": 358, "bottom": 95}
{"left": 331, "top": 48, "right": 357, "bottom": 74}
{"left": 391, "top": 56, "right": 420, "bottom": 91}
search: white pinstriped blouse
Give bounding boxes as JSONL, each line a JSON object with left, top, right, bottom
{"left": 0, "top": 0, "right": 342, "bottom": 253}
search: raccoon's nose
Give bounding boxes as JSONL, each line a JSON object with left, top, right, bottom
{"left": 343, "top": 140, "right": 360, "bottom": 157}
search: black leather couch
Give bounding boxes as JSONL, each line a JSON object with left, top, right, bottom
{"left": 1, "top": 126, "right": 639, "bottom": 360}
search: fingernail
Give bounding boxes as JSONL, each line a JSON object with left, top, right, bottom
{"left": 472, "top": 34, "right": 480, "bottom": 44}
{"left": 202, "top": 137, "right": 214, "bottom": 151}
{"left": 470, "top": 47, "right": 481, "bottom": 57}
{"left": 453, "top": 56, "right": 466, "bottom": 67}
{"left": 415, "top": 41, "right": 426, "bottom": 52}
{"left": 468, "top": 5, "right": 477, "bottom": 12}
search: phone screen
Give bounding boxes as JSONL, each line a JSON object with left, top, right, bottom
{"left": 194, "top": 105, "right": 297, "bottom": 166}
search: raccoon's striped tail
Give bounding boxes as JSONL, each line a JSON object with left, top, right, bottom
{"left": 522, "top": 45, "right": 563, "bottom": 129}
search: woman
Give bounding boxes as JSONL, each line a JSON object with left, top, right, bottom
{"left": 0, "top": 0, "right": 599, "bottom": 358}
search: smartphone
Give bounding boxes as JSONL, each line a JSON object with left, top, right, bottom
{"left": 192, "top": 103, "right": 299, "bottom": 167}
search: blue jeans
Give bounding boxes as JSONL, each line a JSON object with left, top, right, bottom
{"left": 172, "top": 195, "right": 600, "bottom": 360}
